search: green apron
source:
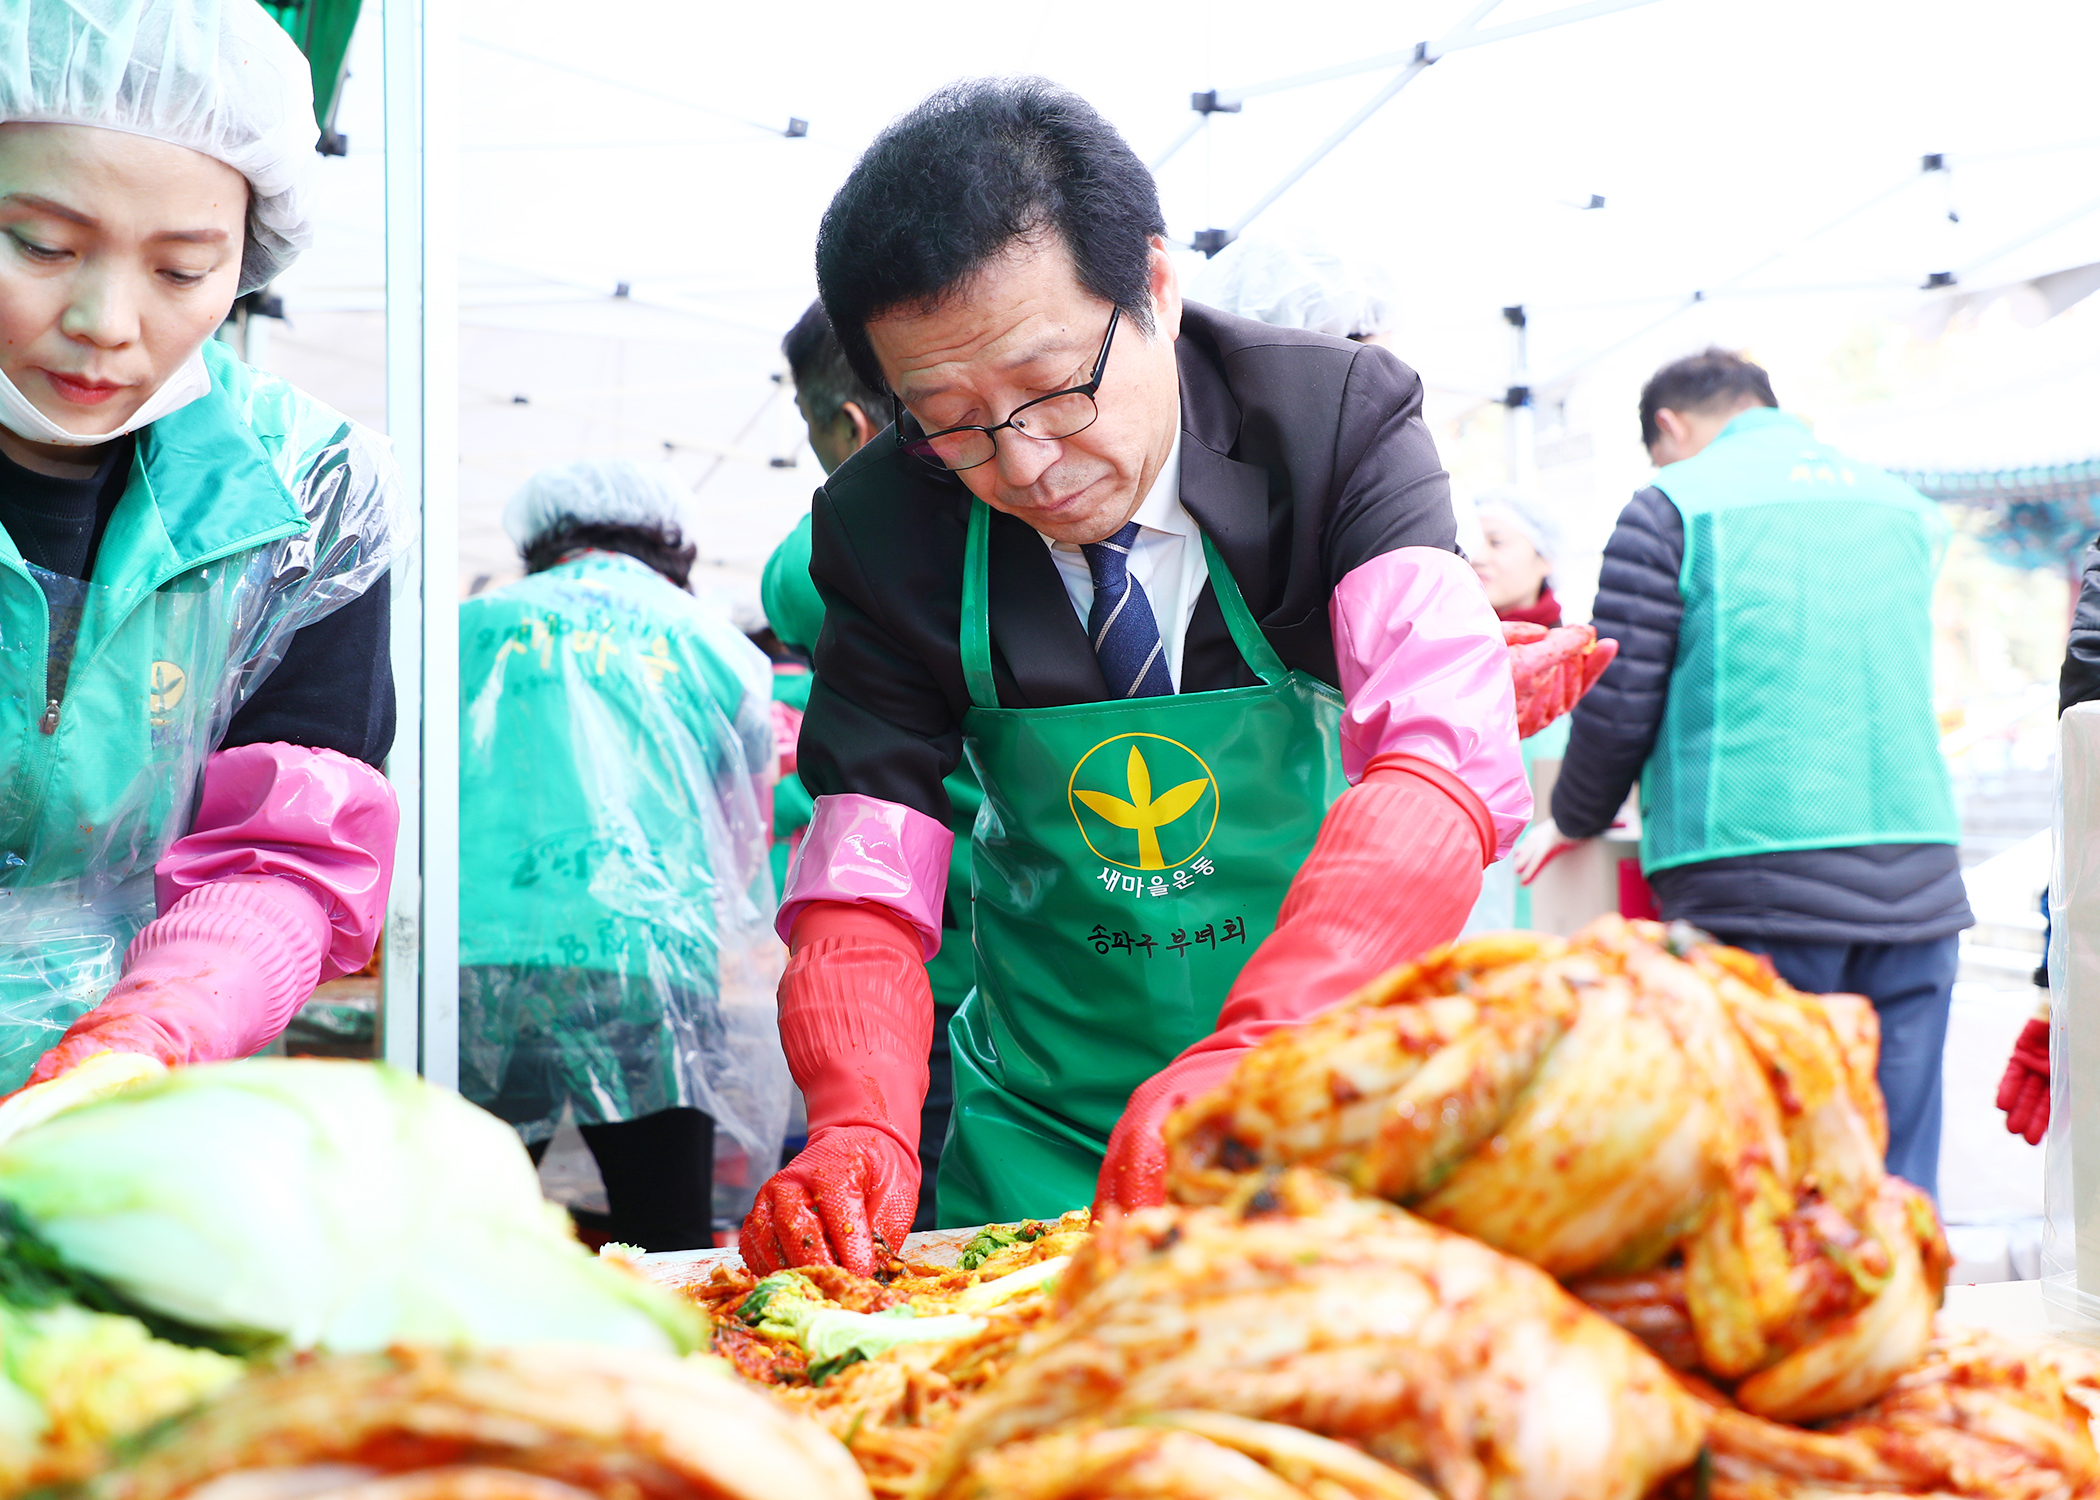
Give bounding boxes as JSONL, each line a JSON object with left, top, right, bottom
{"left": 937, "top": 502, "right": 1349, "bottom": 1225}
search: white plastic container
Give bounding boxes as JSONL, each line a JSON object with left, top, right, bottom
{"left": 2042, "top": 703, "right": 2100, "bottom": 1335}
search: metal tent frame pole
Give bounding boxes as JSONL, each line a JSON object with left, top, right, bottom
{"left": 380, "top": 0, "right": 460, "bottom": 1086}
{"left": 1158, "top": 0, "right": 1669, "bottom": 251}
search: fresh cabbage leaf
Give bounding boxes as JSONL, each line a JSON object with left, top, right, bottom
{"left": 957, "top": 1226, "right": 1022, "bottom": 1271}
{"left": 0, "top": 1059, "right": 705, "bottom": 1355}
{"left": 950, "top": 1255, "right": 1070, "bottom": 1314}
{"left": 738, "top": 1271, "right": 984, "bottom": 1375}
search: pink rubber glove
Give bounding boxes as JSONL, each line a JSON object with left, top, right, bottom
{"left": 771, "top": 697, "right": 804, "bottom": 778}
{"left": 153, "top": 743, "right": 397, "bottom": 980}
{"left": 1997, "top": 1015, "right": 2050, "bottom": 1146}
{"left": 1095, "top": 754, "right": 1492, "bottom": 1212}
{"left": 740, "top": 902, "right": 932, "bottom": 1276}
{"left": 23, "top": 877, "right": 333, "bottom": 1086}
{"left": 21, "top": 744, "right": 398, "bottom": 1089}
{"left": 1504, "top": 621, "right": 1617, "bottom": 740}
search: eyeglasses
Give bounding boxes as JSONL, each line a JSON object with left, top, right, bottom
{"left": 895, "top": 307, "right": 1120, "bottom": 473}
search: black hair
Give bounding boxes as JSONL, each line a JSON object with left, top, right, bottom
{"left": 1639, "top": 347, "right": 1779, "bottom": 448}
{"left": 521, "top": 519, "right": 697, "bottom": 591}
{"left": 815, "top": 77, "right": 1167, "bottom": 396}
{"left": 782, "top": 298, "right": 887, "bottom": 430}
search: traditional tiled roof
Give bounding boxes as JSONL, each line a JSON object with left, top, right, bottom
{"left": 1894, "top": 460, "right": 2100, "bottom": 570}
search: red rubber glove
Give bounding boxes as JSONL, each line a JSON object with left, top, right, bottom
{"left": 1996, "top": 1014, "right": 2050, "bottom": 1147}
{"left": 740, "top": 903, "right": 931, "bottom": 1276}
{"left": 21, "top": 876, "right": 330, "bottom": 1090}
{"left": 1505, "top": 621, "right": 1617, "bottom": 739}
{"left": 1095, "top": 754, "right": 1493, "bottom": 1212}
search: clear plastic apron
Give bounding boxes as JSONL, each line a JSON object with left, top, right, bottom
{"left": 0, "top": 345, "right": 398, "bottom": 1089}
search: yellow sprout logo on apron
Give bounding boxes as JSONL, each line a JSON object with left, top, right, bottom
{"left": 1068, "top": 733, "right": 1219, "bottom": 871}
{"left": 148, "top": 661, "right": 188, "bottom": 728}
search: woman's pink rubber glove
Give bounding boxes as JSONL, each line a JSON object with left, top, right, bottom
{"left": 23, "top": 877, "right": 334, "bottom": 1084}
{"left": 1095, "top": 753, "right": 1492, "bottom": 1212}
{"left": 740, "top": 902, "right": 932, "bottom": 1276}
{"left": 20, "top": 744, "right": 398, "bottom": 1089}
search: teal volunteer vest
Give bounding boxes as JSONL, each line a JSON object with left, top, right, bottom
{"left": 0, "top": 338, "right": 396, "bottom": 1086}
{"left": 1641, "top": 407, "right": 1958, "bottom": 874}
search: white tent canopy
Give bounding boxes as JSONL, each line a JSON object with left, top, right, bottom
{"left": 274, "top": 0, "right": 2100, "bottom": 610}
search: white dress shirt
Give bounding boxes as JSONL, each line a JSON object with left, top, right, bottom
{"left": 1042, "top": 429, "right": 1211, "bottom": 691}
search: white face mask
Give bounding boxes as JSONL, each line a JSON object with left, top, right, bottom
{"left": 0, "top": 348, "right": 212, "bottom": 446}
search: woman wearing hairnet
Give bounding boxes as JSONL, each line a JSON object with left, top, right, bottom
{"left": 1464, "top": 486, "right": 1577, "bottom": 931}
{"left": 0, "top": 0, "right": 398, "bottom": 1091}
{"left": 459, "top": 461, "right": 789, "bottom": 1251}
{"left": 1470, "top": 487, "right": 1563, "bottom": 627}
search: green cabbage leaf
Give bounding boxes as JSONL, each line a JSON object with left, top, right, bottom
{"left": 0, "top": 1059, "right": 705, "bottom": 1355}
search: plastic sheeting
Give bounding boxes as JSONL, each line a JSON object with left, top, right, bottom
{"left": 2044, "top": 702, "right": 2100, "bottom": 1331}
{"left": 0, "top": 344, "right": 400, "bottom": 1088}
{"left": 456, "top": 551, "right": 788, "bottom": 1228}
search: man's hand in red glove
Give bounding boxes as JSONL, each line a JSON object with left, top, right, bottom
{"left": 1095, "top": 754, "right": 1493, "bottom": 1213}
{"left": 739, "top": 904, "right": 932, "bottom": 1277}
{"left": 741, "top": 1126, "right": 919, "bottom": 1276}
{"left": 1504, "top": 621, "right": 1617, "bottom": 739}
{"left": 1996, "top": 1012, "right": 2050, "bottom": 1147}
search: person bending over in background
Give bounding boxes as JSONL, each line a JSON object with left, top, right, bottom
{"left": 761, "top": 299, "right": 983, "bottom": 1232}
{"left": 1519, "top": 348, "right": 1973, "bottom": 1197}
{"left": 458, "top": 460, "right": 786, "bottom": 1251}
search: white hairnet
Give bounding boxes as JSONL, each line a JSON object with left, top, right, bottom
{"left": 1474, "top": 485, "right": 1563, "bottom": 566}
{"left": 1190, "top": 236, "right": 1399, "bottom": 339}
{"left": 503, "top": 459, "right": 692, "bottom": 550}
{"left": 0, "top": 0, "right": 316, "bottom": 293}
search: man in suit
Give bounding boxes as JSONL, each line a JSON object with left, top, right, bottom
{"left": 740, "top": 78, "right": 1533, "bottom": 1273}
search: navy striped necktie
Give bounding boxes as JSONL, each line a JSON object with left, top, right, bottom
{"left": 1081, "top": 521, "right": 1173, "bottom": 698}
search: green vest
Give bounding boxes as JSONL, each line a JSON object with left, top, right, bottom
{"left": 455, "top": 553, "right": 787, "bottom": 1150}
{"left": 1641, "top": 408, "right": 1957, "bottom": 873}
{"left": 457, "top": 552, "right": 775, "bottom": 978}
{"left": 0, "top": 338, "right": 397, "bottom": 1086}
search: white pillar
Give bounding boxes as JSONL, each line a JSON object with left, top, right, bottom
{"left": 380, "top": 0, "right": 459, "bottom": 1086}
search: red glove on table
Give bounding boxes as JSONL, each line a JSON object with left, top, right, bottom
{"left": 1095, "top": 754, "right": 1494, "bottom": 1212}
{"left": 1996, "top": 1013, "right": 2050, "bottom": 1147}
{"left": 1504, "top": 621, "right": 1616, "bottom": 740}
{"left": 740, "top": 903, "right": 932, "bottom": 1276}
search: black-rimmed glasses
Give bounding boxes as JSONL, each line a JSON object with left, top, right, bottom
{"left": 895, "top": 307, "right": 1120, "bottom": 472}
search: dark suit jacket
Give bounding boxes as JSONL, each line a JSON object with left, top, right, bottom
{"left": 799, "top": 301, "right": 1457, "bottom": 826}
